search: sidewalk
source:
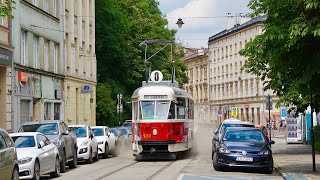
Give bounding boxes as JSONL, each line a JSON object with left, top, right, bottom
{"left": 272, "top": 131, "right": 320, "bottom": 180}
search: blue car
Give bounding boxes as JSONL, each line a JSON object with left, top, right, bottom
{"left": 212, "top": 127, "right": 275, "bottom": 174}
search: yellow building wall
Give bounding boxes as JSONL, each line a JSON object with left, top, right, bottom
{"left": 65, "top": 78, "right": 96, "bottom": 126}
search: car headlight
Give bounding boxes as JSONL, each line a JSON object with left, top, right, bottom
{"left": 18, "top": 157, "right": 33, "bottom": 165}
{"left": 81, "top": 140, "right": 89, "bottom": 146}
{"left": 98, "top": 141, "right": 104, "bottom": 145}
{"left": 219, "top": 147, "right": 231, "bottom": 154}
{"left": 52, "top": 139, "right": 62, "bottom": 146}
{"left": 258, "top": 150, "right": 269, "bottom": 155}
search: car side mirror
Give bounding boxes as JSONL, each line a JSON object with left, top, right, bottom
{"left": 38, "top": 141, "right": 45, "bottom": 148}
{"left": 269, "top": 140, "right": 275, "bottom": 145}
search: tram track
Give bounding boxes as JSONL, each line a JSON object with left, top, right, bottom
{"left": 94, "top": 160, "right": 175, "bottom": 180}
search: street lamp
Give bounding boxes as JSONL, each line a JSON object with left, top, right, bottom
{"left": 176, "top": 18, "right": 184, "bottom": 28}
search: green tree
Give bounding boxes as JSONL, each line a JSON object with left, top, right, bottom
{"left": 95, "top": 0, "right": 187, "bottom": 125}
{"left": 240, "top": 0, "right": 320, "bottom": 113}
{"left": 0, "top": 0, "right": 14, "bottom": 18}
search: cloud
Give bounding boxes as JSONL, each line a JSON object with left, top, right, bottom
{"left": 160, "top": 0, "right": 251, "bottom": 48}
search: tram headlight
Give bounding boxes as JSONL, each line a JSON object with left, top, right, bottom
{"left": 152, "top": 129, "right": 158, "bottom": 136}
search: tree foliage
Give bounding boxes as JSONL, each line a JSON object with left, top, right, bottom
{"left": 0, "top": 0, "right": 14, "bottom": 18}
{"left": 240, "top": 0, "right": 320, "bottom": 113}
{"left": 95, "top": 0, "right": 187, "bottom": 126}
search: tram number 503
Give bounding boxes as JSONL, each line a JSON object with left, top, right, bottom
{"left": 143, "top": 134, "right": 151, "bottom": 139}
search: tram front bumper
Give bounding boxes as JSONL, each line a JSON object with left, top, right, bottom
{"left": 137, "top": 140, "right": 190, "bottom": 153}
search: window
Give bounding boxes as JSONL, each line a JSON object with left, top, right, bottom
{"left": 44, "top": 0, "right": 49, "bottom": 12}
{"left": 54, "top": 44, "right": 58, "bottom": 73}
{"left": 0, "top": 0, "right": 3, "bottom": 25}
{"left": 53, "top": 0, "right": 56, "bottom": 16}
{"left": 33, "top": 35, "right": 39, "bottom": 68}
{"left": 1, "top": 132, "right": 14, "bottom": 148}
{"left": 44, "top": 102, "right": 51, "bottom": 120}
{"left": 235, "top": 43, "right": 237, "bottom": 54}
{"left": 257, "top": 107, "right": 260, "bottom": 124}
{"left": 54, "top": 103, "right": 60, "bottom": 120}
{"left": 44, "top": 40, "right": 49, "bottom": 70}
{"left": 21, "top": 30, "right": 27, "bottom": 65}
{"left": 176, "top": 98, "right": 186, "bottom": 119}
{"left": 0, "top": 133, "right": 7, "bottom": 150}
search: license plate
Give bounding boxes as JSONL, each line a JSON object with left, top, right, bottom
{"left": 236, "top": 157, "right": 253, "bottom": 162}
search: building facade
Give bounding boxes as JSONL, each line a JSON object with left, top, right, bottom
{"left": 0, "top": 2, "right": 13, "bottom": 131}
{"left": 64, "top": 0, "right": 96, "bottom": 126}
{"left": 183, "top": 48, "right": 210, "bottom": 124}
{"left": 11, "top": 0, "right": 65, "bottom": 131}
{"left": 208, "top": 16, "right": 279, "bottom": 126}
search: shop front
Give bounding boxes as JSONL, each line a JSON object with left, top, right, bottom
{"left": 0, "top": 47, "right": 13, "bottom": 130}
{"left": 16, "top": 70, "right": 64, "bottom": 128}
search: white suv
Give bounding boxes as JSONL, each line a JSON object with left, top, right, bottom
{"left": 69, "top": 125, "right": 99, "bottom": 164}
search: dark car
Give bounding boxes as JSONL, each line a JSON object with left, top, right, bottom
{"left": 212, "top": 127, "right": 275, "bottom": 174}
{"left": 18, "top": 120, "right": 77, "bottom": 173}
{"left": 0, "top": 128, "right": 19, "bottom": 180}
{"left": 212, "top": 119, "right": 255, "bottom": 157}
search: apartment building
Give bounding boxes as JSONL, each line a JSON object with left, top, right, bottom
{"left": 11, "top": 0, "right": 65, "bottom": 131}
{"left": 0, "top": 1, "right": 13, "bottom": 131}
{"left": 64, "top": 0, "right": 96, "bottom": 126}
{"left": 208, "top": 15, "right": 279, "bottom": 125}
{"left": 183, "top": 48, "right": 210, "bottom": 124}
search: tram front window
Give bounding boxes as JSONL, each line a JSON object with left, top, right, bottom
{"left": 141, "top": 101, "right": 170, "bottom": 120}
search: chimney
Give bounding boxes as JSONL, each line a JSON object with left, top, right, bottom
{"left": 226, "top": 13, "right": 234, "bottom": 29}
{"left": 239, "top": 13, "right": 251, "bottom": 24}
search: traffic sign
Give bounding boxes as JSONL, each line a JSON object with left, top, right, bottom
{"left": 231, "top": 107, "right": 238, "bottom": 117}
{"left": 217, "top": 110, "right": 223, "bottom": 117}
{"left": 266, "top": 95, "right": 273, "bottom": 110}
{"left": 281, "top": 107, "right": 287, "bottom": 120}
{"left": 117, "top": 104, "right": 123, "bottom": 113}
{"left": 150, "top": 70, "right": 163, "bottom": 83}
{"left": 117, "top": 93, "right": 122, "bottom": 99}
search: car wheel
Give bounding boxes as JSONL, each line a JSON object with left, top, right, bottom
{"left": 32, "top": 160, "right": 40, "bottom": 180}
{"left": 264, "top": 159, "right": 274, "bottom": 174}
{"left": 11, "top": 167, "right": 19, "bottom": 180}
{"left": 212, "top": 153, "right": 222, "bottom": 171}
{"left": 68, "top": 147, "right": 78, "bottom": 168}
{"left": 60, "top": 151, "right": 67, "bottom": 173}
{"left": 93, "top": 146, "right": 99, "bottom": 161}
{"left": 50, "top": 156, "right": 61, "bottom": 178}
{"left": 102, "top": 144, "right": 109, "bottom": 159}
{"left": 86, "top": 148, "right": 93, "bottom": 164}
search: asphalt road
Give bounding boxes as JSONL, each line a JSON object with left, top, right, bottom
{"left": 42, "top": 124, "right": 283, "bottom": 180}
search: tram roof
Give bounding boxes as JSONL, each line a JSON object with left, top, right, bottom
{"left": 132, "top": 81, "right": 192, "bottom": 99}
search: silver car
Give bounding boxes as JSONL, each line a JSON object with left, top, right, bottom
{"left": 10, "top": 132, "right": 60, "bottom": 179}
{"left": 0, "top": 128, "right": 19, "bottom": 180}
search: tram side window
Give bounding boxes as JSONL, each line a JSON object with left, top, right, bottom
{"left": 168, "top": 101, "right": 176, "bottom": 119}
{"left": 177, "top": 98, "right": 186, "bottom": 119}
{"left": 133, "top": 100, "right": 138, "bottom": 120}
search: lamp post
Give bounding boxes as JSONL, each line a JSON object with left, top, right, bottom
{"left": 176, "top": 18, "right": 184, "bottom": 28}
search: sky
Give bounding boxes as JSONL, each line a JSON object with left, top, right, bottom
{"left": 157, "top": 0, "right": 251, "bottom": 48}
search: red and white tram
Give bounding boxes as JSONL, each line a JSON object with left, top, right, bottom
{"left": 131, "top": 72, "right": 194, "bottom": 160}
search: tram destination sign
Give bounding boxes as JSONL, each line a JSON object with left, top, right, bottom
{"left": 144, "top": 95, "right": 168, "bottom": 99}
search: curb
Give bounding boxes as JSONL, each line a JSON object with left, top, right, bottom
{"left": 274, "top": 163, "right": 291, "bottom": 180}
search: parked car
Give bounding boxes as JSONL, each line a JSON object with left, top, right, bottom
{"left": 255, "top": 125, "right": 269, "bottom": 142}
{"left": 117, "top": 127, "right": 131, "bottom": 143}
{"left": 122, "top": 120, "right": 132, "bottom": 131}
{"left": 69, "top": 125, "right": 99, "bottom": 163}
{"left": 212, "top": 119, "right": 255, "bottom": 157}
{"left": 19, "top": 120, "right": 78, "bottom": 173}
{"left": 10, "top": 132, "right": 60, "bottom": 179}
{"left": 110, "top": 128, "right": 120, "bottom": 142}
{"left": 92, "top": 126, "right": 118, "bottom": 158}
{"left": 212, "top": 127, "right": 275, "bottom": 174}
{"left": 0, "top": 128, "right": 19, "bottom": 180}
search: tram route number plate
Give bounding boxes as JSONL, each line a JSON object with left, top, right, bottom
{"left": 236, "top": 157, "right": 253, "bottom": 162}
{"left": 143, "top": 134, "right": 151, "bottom": 139}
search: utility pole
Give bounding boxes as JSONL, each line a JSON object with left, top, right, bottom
{"left": 310, "top": 91, "right": 316, "bottom": 172}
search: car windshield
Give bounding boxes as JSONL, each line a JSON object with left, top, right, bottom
{"left": 11, "top": 136, "right": 36, "bottom": 148}
{"left": 19, "top": 123, "right": 59, "bottom": 135}
{"left": 118, "top": 128, "right": 128, "bottom": 135}
{"left": 110, "top": 129, "right": 118, "bottom": 136}
{"left": 69, "top": 127, "right": 87, "bottom": 138}
{"left": 221, "top": 123, "right": 254, "bottom": 135}
{"left": 92, "top": 128, "right": 104, "bottom": 136}
{"left": 223, "top": 129, "right": 265, "bottom": 143}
